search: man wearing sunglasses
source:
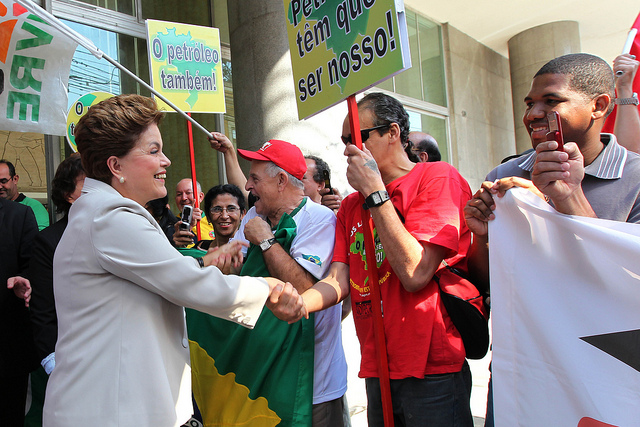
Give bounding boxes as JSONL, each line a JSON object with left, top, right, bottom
{"left": 301, "top": 92, "right": 475, "bottom": 426}
{"left": 0, "top": 160, "right": 49, "bottom": 231}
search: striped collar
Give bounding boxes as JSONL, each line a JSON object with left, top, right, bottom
{"left": 517, "top": 133, "right": 627, "bottom": 180}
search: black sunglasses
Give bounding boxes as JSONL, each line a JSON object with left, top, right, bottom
{"left": 341, "top": 124, "right": 391, "bottom": 145}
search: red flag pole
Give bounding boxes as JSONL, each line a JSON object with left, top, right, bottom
{"left": 347, "top": 94, "right": 394, "bottom": 427}
{"left": 187, "top": 112, "right": 201, "bottom": 241}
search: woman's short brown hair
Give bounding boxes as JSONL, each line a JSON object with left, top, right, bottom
{"left": 75, "top": 94, "right": 165, "bottom": 184}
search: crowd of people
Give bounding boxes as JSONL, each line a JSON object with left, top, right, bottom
{"left": 1, "top": 50, "right": 639, "bottom": 427}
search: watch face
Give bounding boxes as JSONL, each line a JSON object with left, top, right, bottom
{"left": 372, "top": 193, "right": 381, "bottom": 203}
{"left": 260, "top": 238, "right": 275, "bottom": 251}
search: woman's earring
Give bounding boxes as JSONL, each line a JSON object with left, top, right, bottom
{"left": 119, "top": 176, "right": 125, "bottom": 184}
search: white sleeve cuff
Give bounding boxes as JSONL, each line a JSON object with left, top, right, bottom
{"left": 42, "top": 352, "right": 55, "bottom": 375}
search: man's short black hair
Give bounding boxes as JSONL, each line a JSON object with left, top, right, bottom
{"left": 0, "top": 159, "right": 16, "bottom": 177}
{"left": 534, "top": 53, "right": 615, "bottom": 115}
{"left": 305, "top": 155, "right": 330, "bottom": 184}
{"left": 358, "top": 92, "right": 411, "bottom": 145}
{"left": 204, "top": 184, "right": 246, "bottom": 223}
{"left": 414, "top": 134, "right": 441, "bottom": 162}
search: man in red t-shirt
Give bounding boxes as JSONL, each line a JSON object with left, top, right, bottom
{"left": 301, "top": 92, "right": 474, "bottom": 426}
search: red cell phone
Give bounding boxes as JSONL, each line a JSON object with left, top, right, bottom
{"left": 546, "top": 111, "right": 564, "bottom": 151}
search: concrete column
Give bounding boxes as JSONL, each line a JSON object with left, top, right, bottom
{"left": 226, "top": 0, "right": 350, "bottom": 192}
{"left": 508, "top": 21, "right": 580, "bottom": 153}
{"left": 227, "top": 0, "right": 297, "bottom": 152}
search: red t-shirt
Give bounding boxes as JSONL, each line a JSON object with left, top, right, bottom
{"left": 333, "top": 162, "right": 472, "bottom": 379}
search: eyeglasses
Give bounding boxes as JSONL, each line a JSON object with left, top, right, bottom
{"left": 0, "top": 177, "right": 14, "bottom": 184}
{"left": 210, "top": 205, "right": 240, "bottom": 215}
{"left": 341, "top": 124, "right": 391, "bottom": 145}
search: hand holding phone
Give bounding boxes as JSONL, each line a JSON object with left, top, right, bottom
{"left": 322, "top": 169, "right": 332, "bottom": 192}
{"left": 180, "top": 205, "right": 193, "bottom": 231}
{"left": 546, "top": 111, "right": 564, "bottom": 151}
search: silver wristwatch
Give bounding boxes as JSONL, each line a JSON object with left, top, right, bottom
{"left": 614, "top": 92, "right": 639, "bottom": 106}
{"left": 259, "top": 237, "right": 277, "bottom": 252}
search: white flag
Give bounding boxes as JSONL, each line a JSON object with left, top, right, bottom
{"left": 490, "top": 188, "right": 640, "bottom": 427}
{"left": 0, "top": 1, "right": 77, "bottom": 135}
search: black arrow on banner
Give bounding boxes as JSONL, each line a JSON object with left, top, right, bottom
{"left": 581, "top": 329, "right": 640, "bottom": 372}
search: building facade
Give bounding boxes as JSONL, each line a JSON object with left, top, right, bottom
{"left": 3, "top": 0, "right": 619, "bottom": 216}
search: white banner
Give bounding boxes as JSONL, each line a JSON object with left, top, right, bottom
{"left": 0, "top": 1, "right": 78, "bottom": 135}
{"left": 490, "top": 188, "right": 640, "bottom": 427}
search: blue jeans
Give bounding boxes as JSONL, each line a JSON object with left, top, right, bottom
{"left": 365, "top": 368, "right": 473, "bottom": 427}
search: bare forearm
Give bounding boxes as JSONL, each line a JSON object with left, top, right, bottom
{"left": 223, "top": 150, "right": 249, "bottom": 198}
{"left": 369, "top": 202, "right": 444, "bottom": 292}
{"left": 224, "top": 150, "right": 247, "bottom": 183}
{"left": 302, "top": 281, "right": 343, "bottom": 313}
{"left": 467, "top": 234, "right": 489, "bottom": 294}
{"left": 263, "top": 245, "right": 316, "bottom": 293}
{"left": 301, "top": 262, "right": 350, "bottom": 313}
{"left": 613, "top": 105, "right": 640, "bottom": 154}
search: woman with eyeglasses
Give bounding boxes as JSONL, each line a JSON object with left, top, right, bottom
{"left": 197, "top": 184, "right": 247, "bottom": 250}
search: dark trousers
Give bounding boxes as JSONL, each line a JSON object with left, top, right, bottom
{"left": 312, "top": 395, "right": 347, "bottom": 427}
{"left": 0, "top": 372, "right": 29, "bottom": 427}
{"left": 366, "top": 368, "right": 473, "bottom": 427}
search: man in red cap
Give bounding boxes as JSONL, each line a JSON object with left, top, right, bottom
{"left": 196, "top": 139, "right": 349, "bottom": 427}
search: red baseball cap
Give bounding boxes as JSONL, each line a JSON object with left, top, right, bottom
{"left": 238, "top": 140, "right": 307, "bottom": 180}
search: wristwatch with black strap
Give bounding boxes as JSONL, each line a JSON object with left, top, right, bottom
{"left": 259, "top": 237, "right": 277, "bottom": 252}
{"left": 362, "top": 190, "right": 390, "bottom": 210}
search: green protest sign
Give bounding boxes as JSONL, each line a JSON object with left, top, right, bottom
{"left": 283, "top": 0, "right": 411, "bottom": 119}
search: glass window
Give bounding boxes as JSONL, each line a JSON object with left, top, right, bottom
{"left": 418, "top": 15, "right": 446, "bottom": 107}
{"left": 378, "top": 9, "right": 447, "bottom": 108}
{"left": 394, "top": 10, "right": 421, "bottom": 100}
{"left": 212, "top": 0, "right": 230, "bottom": 45}
{"left": 74, "top": 0, "right": 135, "bottom": 16}
{"left": 222, "top": 59, "right": 235, "bottom": 137}
{"left": 376, "top": 76, "right": 394, "bottom": 92}
{"left": 65, "top": 19, "right": 149, "bottom": 107}
{"left": 140, "top": 0, "right": 212, "bottom": 28}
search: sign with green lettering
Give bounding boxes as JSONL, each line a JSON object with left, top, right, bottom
{"left": 146, "top": 19, "right": 225, "bottom": 113}
{"left": 66, "top": 91, "right": 114, "bottom": 152}
{"left": 283, "top": 0, "right": 411, "bottom": 119}
{"left": 0, "top": 1, "right": 78, "bottom": 135}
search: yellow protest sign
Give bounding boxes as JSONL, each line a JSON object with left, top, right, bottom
{"left": 66, "top": 91, "right": 115, "bottom": 152}
{"left": 146, "top": 20, "right": 225, "bottom": 113}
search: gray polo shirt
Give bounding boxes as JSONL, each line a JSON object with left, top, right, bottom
{"left": 486, "top": 134, "right": 640, "bottom": 223}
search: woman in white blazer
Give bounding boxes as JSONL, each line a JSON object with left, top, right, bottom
{"left": 43, "top": 95, "right": 305, "bottom": 427}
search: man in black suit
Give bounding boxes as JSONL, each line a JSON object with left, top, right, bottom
{"left": 1, "top": 197, "right": 39, "bottom": 426}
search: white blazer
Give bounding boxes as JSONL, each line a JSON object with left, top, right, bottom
{"left": 44, "top": 178, "right": 269, "bottom": 427}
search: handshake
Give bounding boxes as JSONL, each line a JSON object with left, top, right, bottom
{"left": 264, "top": 277, "right": 308, "bottom": 324}
{"left": 202, "top": 240, "right": 308, "bottom": 324}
